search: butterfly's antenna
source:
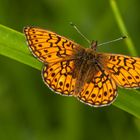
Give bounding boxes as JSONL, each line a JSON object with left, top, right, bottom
{"left": 98, "top": 36, "right": 127, "bottom": 47}
{"left": 70, "top": 22, "right": 91, "bottom": 44}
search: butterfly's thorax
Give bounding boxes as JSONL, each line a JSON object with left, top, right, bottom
{"left": 73, "top": 48, "right": 98, "bottom": 96}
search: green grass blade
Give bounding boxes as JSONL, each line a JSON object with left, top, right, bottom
{"left": 110, "top": 0, "right": 138, "bottom": 56}
{"left": 0, "top": 24, "right": 42, "bottom": 70}
{"left": 0, "top": 24, "right": 140, "bottom": 118}
{"left": 114, "top": 89, "right": 140, "bottom": 119}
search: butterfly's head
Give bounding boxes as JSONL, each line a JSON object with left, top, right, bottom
{"left": 90, "top": 40, "right": 98, "bottom": 51}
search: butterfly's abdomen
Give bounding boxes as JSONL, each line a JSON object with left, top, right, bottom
{"left": 73, "top": 48, "right": 97, "bottom": 95}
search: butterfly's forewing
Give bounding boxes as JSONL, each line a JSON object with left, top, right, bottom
{"left": 99, "top": 53, "right": 140, "bottom": 88}
{"left": 24, "top": 27, "right": 81, "bottom": 63}
{"left": 77, "top": 64, "right": 117, "bottom": 107}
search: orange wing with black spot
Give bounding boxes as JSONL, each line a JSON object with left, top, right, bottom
{"left": 99, "top": 53, "right": 140, "bottom": 88}
{"left": 24, "top": 27, "right": 81, "bottom": 63}
{"left": 42, "top": 60, "right": 76, "bottom": 96}
{"left": 77, "top": 64, "right": 117, "bottom": 107}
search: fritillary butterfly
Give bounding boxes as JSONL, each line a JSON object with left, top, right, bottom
{"left": 24, "top": 27, "right": 140, "bottom": 107}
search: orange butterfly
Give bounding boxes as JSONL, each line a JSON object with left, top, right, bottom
{"left": 24, "top": 27, "right": 140, "bottom": 107}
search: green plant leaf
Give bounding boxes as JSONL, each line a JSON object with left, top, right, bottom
{"left": 0, "top": 24, "right": 140, "bottom": 118}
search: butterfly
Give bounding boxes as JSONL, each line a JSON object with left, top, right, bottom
{"left": 24, "top": 27, "right": 140, "bottom": 107}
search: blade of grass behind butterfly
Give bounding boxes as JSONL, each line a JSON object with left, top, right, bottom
{"left": 110, "top": 0, "right": 138, "bottom": 56}
{"left": 0, "top": 24, "right": 42, "bottom": 70}
{"left": 114, "top": 89, "right": 140, "bottom": 119}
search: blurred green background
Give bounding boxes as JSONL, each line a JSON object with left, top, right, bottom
{"left": 0, "top": 0, "right": 140, "bottom": 140}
